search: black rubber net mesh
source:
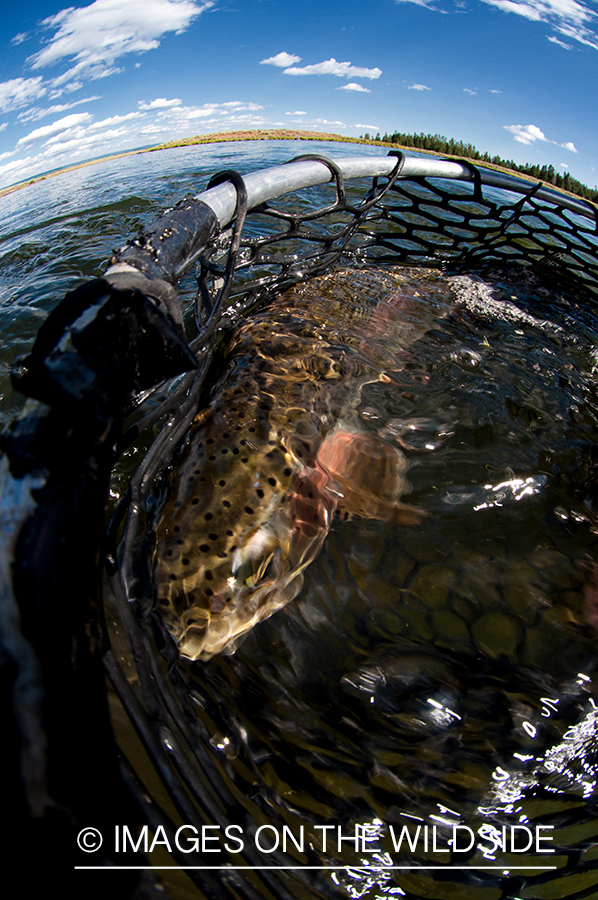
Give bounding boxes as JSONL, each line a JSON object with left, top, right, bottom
{"left": 104, "top": 156, "right": 598, "bottom": 900}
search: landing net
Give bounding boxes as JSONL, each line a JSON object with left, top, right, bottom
{"left": 4, "top": 151, "right": 598, "bottom": 900}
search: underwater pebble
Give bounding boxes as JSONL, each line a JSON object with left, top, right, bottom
{"left": 471, "top": 610, "right": 523, "bottom": 659}
{"left": 409, "top": 564, "right": 457, "bottom": 609}
{"left": 432, "top": 609, "right": 472, "bottom": 650}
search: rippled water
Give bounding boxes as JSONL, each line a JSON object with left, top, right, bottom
{"left": 3, "top": 142, "right": 598, "bottom": 900}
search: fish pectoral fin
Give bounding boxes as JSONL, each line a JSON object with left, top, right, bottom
{"left": 335, "top": 492, "right": 428, "bottom": 525}
{"left": 253, "top": 551, "right": 275, "bottom": 585}
{"left": 389, "top": 502, "right": 429, "bottom": 526}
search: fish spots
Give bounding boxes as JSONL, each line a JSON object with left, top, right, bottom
{"left": 256, "top": 489, "right": 264, "bottom": 499}
{"left": 268, "top": 477, "right": 277, "bottom": 486}
{"left": 245, "top": 507, "right": 254, "bottom": 515}
{"left": 284, "top": 468, "right": 292, "bottom": 477}
{"left": 205, "top": 570, "right": 213, "bottom": 581}
{"left": 204, "top": 513, "right": 213, "bottom": 521}
{"left": 199, "top": 544, "right": 210, "bottom": 552}
{"left": 219, "top": 480, "right": 226, "bottom": 486}
{"left": 208, "top": 533, "right": 218, "bottom": 541}
{"left": 192, "top": 498, "right": 199, "bottom": 505}
{"left": 223, "top": 500, "right": 231, "bottom": 508}
{"left": 182, "top": 558, "right": 189, "bottom": 566}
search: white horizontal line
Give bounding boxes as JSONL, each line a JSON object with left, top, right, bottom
{"left": 75, "top": 865, "right": 558, "bottom": 871}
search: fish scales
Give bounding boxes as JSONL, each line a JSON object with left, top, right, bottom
{"left": 153, "top": 266, "right": 455, "bottom": 660}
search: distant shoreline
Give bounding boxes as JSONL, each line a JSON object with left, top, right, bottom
{"left": 0, "top": 127, "right": 584, "bottom": 203}
{"left": 0, "top": 130, "right": 375, "bottom": 199}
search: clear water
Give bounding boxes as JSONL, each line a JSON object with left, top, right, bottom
{"left": 3, "top": 142, "right": 598, "bottom": 900}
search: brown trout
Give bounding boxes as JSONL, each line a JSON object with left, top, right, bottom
{"left": 153, "top": 266, "right": 455, "bottom": 660}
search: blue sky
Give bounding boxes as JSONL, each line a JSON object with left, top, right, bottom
{"left": 0, "top": 0, "right": 596, "bottom": 191}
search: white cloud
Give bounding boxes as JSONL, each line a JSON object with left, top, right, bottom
{"left": 150, "top": 100, "right": 265, "bottom": 127}
{"left": 29, "top": 0, "right": 215, "bottom": 84}
{"left": 283, "top": 58, "right": 382, "bottom": 79}
{"left": 17, "top": 113, "right": 93, "bottom": 147}
{"left": 11, "top": 33, "right": 28, "bottom": 46}
{"left": 285, "top": 110, "right": 307, "bottom": 115}
{"left": 17, "top": 96, "right": 101, "bottom": 123}
{"left": 339, "top": 82, "right": 371, "bottom": 92}
{"left": 504, "top": 123, "right": 578, "bottom": 152}
{"left": 313, "top": 118, "right": 347, "bottom": 127}
{"left": 547, "top": 34, "right": 574, "bottom": 46}
{"left": 504, "top": 123, "right": 548, "bottom": 144}
{"left": 88, "top": 112, "right": 142, "bottom": 129}
{"left": 490, "top": 88, "right": 503, "bottom": 93}
{"left": 355, "top": 123, "right": 379, "bottom": 130}
{"left": 482, "top": 0, "right": 542, "bottom": 20}
{"left": 480, "top": 0, "right": 598, "bottom": 51}
{"left": 393, "top": 0, "right": 440, "bottom": 7}
{"left": 50, "top": 81, "right": 84, "bottom": 99}
{"left": 408, "top": 83, "right": 431, "bottom": 90}
{"left": 392, "top": 0, "right": 598, "bottom": 50}
{"left": 260, "top": 51, "right": 301, "bottom": 67}
{"left": 0, "top": 77, "right": 47, "bottom": 113}
{"left": 0, "top": 123, "right": 7, "bottom": 134}
{"left": 464, "top": 87, "right": 477, "bottom": 94}
{"left": 138, "top": 97, "right": 182, "bottom": 110}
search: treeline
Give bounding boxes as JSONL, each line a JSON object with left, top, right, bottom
{"left": 360, "top": 131, "right": 598, "bottom": 205}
